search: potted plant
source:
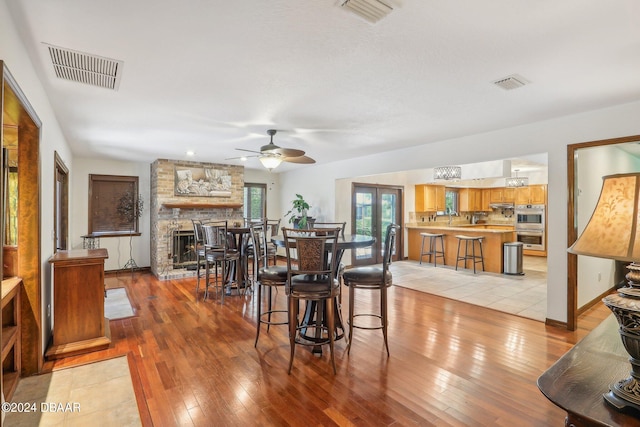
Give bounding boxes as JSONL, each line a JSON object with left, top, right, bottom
{"left": 285, "top": 193, "right": 312, "bottom": 229}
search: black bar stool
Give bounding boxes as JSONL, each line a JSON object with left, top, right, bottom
{"left": 418, "top": 232, "right": 445, "bottom": 266}
{"left": 455, "top": 235, "right": 485, "bottom": 273}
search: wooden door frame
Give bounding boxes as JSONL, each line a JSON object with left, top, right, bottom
{"left": 54, "top": 151, "right": 69, "bottom": 252}
{"left": 567, "top": 134, "right": 640, "bottom": 330}
{"left": 2, "top": 61, "right": 43, "bottom": 376}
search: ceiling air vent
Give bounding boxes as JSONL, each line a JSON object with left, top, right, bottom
{"left": 44, "top": 43, "right": 123, "bottom": 90}
{"left": 493, "top": 74, "right": 528, "bottom": 91}
{"left": 341, "top": 0, "right": 393, "bottom": 24}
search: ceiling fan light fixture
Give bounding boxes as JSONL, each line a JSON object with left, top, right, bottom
{"left": 259, "top": 155, "right": 282, "bottom": 171}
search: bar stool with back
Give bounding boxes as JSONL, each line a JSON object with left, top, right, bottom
{"left": 283, "top": 227, "right": 341, "bottom": 374}
{"left": 342, "top": 223, "right": 399, "bottom": 356}
{"left": 250, "top": 222, "right": 288, "bottom": 347}
{"left": 202, "top": 220, "right": 240, "bottom": 302}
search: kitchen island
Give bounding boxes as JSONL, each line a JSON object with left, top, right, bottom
{"left": 407, "top": 224, "right": 516, "bottom": 273}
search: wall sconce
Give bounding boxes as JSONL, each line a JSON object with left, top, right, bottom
{"left": 433, "top": 165, "right": 461, "bottom": 181}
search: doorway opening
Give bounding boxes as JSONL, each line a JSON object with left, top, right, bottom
{"left": 351, "top": 183, "right": 403, "bottom": 266}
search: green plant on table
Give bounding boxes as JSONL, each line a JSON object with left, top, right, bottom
{"left": 285, "top": 193, "right": 310, "bottom": 229}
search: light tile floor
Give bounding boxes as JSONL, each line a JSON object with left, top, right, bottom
{"left": 391, "top": 255, "right": 548, "bottom": 321}
{"left": 5, "top": 357, "right": 141, "bottom": 427}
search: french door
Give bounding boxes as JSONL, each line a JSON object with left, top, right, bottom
{"left": 352, "top": 184, "right": 403, "bottom": 266}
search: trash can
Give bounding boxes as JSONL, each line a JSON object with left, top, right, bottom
{"left": 503, "top": 242, "right": 524, "bottom": 275}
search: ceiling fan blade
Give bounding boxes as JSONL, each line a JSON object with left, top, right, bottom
{"left": 236, "top": 148, "right": 262, "bottom": 154}
{"left": 271, "top": 147, "right": 305, "bottom": 157}
{"left": 283, "top": 155, "right": 316, "bottom": 164}
{"left": 225, "top": 154, "right": 259, "bottom": 161}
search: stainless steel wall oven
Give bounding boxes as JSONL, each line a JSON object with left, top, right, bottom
{"left": 515, "top": 204, "right": 545, "bottom": 251}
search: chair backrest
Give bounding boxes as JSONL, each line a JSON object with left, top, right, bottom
{"left": 282, "top": 227, "right": 340, "bottom": 279}
{"left": 244, "top": 217, "right": 264, "bottom": 227}
{"left": 249, "top": 222, "right": 268, "bottom": 269}
{"left": 382, "top": 224, "right": 400, "bottom": 274}
{"left": 202, "top": 220, "right": 229, "bottom": 252}
{"left": 265, "top": 219, "right": 281, "bottom": 239}
{"left": 192, "top": 219, "right": 204, "bottom": 244}
{"left": 313, "top": 222, "right": 346, "bottom": 238}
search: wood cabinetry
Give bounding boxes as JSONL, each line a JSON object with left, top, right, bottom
{"left": 46, "top": 249, "right": 111, "bottom": 360}
{"left": 489, "top": 187, "right": 515, "bottom": 204}
{"left": 2, "top": 277, "right": 21, "bottom": 400}
{"left": 459, "top": 188, "right": 487, "bottom": 212}
{"left": 481, "top": 188, "right": 491, "bottom": 211}
{"left": 515, "top": 184, "right": 547, "bottom": 205}
{"left": 415, "top": 184, "right": 445, "bottom": 212}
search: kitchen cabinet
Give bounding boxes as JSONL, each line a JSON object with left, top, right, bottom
{"left": 489, "top": 187, "right": 515, "bottom": 204}
{"left": 415, "top": 184, "right": 445, "bottom": 212}
{"left": 46, "top": 249, "right": 111, "bottom": 360}
{"left": 516, "top": 184, "right": 547, "bottom": 205}
{"left": 481, "top": 188, "right": 491, "bottom": 211}
{"left": 459, "top": 188, "right": 485, "bottom": 212}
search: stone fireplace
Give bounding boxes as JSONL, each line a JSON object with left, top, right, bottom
{"left": 150, "top": 159, "right": 244, "bottom": 280}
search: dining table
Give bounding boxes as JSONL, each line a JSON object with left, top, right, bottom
{"left": 271, "top": 233, "right": 376, "bottom": 353}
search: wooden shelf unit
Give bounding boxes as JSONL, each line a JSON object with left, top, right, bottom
{"left": 2, "top": 277, "right": 22, "bottom": 400}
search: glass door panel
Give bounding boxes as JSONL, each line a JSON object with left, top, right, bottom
{"left": 352, "top": 184, "right": 402, "bottom": 265}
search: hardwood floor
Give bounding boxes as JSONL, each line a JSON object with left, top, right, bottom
{"left": 43, "top": 262, "right": 611, "bottom": 426}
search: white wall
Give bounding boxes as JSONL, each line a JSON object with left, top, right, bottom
{"left": 1, "top": 0, "right": 75, "bottom": 355}
{"left": 279, "top": 100, "right": 640, "bottom": 324}
{"left": 576, "top": 145, "right": 640, "bottom": 307}
{"left": 71, "top": 158, "right": 152, "bottom": 271}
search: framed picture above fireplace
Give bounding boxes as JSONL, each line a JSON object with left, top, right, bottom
{"left": 174, "top": 166, "right": 232, "bottom": 197}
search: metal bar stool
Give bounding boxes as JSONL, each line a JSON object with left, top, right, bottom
{"left": 455, "top": 235, "right": 485, "bottom": 273}
{"left": 419, "top": 232, "right": 445, "bottom": 266}
{"left": 342, "top": 224, "right": 399, "bottom": 357}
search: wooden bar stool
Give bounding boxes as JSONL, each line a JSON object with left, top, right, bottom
{"left": 418, "top": 232, "right": 445, "bottom": 266}
{"left": 455, "top": 235, "right": 484, "bottom": 273}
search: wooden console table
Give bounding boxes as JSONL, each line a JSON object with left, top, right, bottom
{"left": 46, "top": 249, "right": 111, "bottom": 359}
{"left": 538, "top": 314, "right": 640, "bottom": 426}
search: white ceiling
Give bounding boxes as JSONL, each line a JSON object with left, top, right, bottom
{"left": 5, "top": 0, "right": 640, "bottom": 171}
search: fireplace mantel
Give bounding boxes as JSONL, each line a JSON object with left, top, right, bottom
{"left": 162, "top": 202, "right": 243, "bottom": 209}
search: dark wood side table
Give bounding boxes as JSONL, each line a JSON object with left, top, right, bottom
{"left": 538, "top": 314, "right": 640, "bottom": 426}
{"left": 46, "top": 249, "right": 111, "bottom": 359}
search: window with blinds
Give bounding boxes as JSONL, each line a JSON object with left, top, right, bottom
{"left": 88, "top": 174, "right": 140, "bottom": 236}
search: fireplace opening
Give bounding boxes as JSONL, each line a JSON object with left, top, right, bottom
{"left": 172, "top": 230, "right": 197, "bottom": 269}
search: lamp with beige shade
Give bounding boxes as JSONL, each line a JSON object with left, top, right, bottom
{"left": 569, "top": 172, "right": 640, "bottom": 411}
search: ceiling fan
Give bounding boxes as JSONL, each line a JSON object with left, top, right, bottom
{"left": 229, "top": 129, "right": 316, "bottom": 170}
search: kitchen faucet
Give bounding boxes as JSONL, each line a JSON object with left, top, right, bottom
{"left": 447, "top": 209, "right": 457, "bottom": 226}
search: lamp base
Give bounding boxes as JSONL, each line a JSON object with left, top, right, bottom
{"left": 602, "top": 262, "right": 640, "bottom": 412}
{"left": 604, "top": 378, "right": 640, "bottom": 412}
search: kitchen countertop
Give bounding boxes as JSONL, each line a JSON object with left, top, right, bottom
{"left": 405, "top": 223, "right": 515, "bottom": 233}
{"left": 406, "top": 225, "right": 517, "bottom": 273}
